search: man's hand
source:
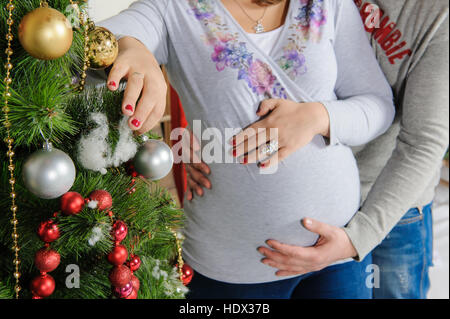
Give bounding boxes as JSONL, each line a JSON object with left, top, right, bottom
{"left": 257, "top": 218, "right": 358, "bottom": 276}
{"left": 107, "top": 37, "right": 167, "bottom": 135}
{"left": 182, "top": 129, "right": 212, "bottom": 201}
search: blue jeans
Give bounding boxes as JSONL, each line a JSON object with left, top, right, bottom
{"left": 187, "top": 254, "right": 373, "bottom": 299}
{"left": 372, "top": 203, "right": 434, "bottom": 299}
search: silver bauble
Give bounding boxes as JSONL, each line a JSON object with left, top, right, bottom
{"left": 133, "top": 139, "right": 174, "bottom": 180}
{"left": 22, "top": 142, "right": 76, "bottom": 199}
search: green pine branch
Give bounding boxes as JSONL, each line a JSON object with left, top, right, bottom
{"left": 0, "top": 0, "right": 186, "bottom": 299}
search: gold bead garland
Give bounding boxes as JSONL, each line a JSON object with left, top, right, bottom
{"left": 69, "top": 0, "right": 90, "bottom": 92}
{"left": 2, "top": 0, "right": 21, "bottom": 299}
{"left": 171, "top": 229, "right": 185, "bottom": 282}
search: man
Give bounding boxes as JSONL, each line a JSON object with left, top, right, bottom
{"left": 185, "top": 0, "right": 449, "bottom": 298}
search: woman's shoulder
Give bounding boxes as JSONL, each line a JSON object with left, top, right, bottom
{"left": 150, "top": 0, "right": 202, "bottom": 17}
{"left": 131, "top": 0, "right": 172, "bottom": 15}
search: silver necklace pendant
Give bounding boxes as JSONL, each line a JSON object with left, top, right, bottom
{"left": 254, "top": 20, "right": 265, "bottom": 33}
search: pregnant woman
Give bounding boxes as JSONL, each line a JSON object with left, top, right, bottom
{"left": 100, "top": 0, "right": 395, "bottom": 298}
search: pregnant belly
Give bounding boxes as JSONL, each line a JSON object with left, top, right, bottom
{"left": 182, "top": 139, "right": 360, "bottom": 283}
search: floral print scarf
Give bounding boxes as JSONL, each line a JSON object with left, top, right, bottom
{"left": 187, "top": 0, "right": 327, "bottom": 99}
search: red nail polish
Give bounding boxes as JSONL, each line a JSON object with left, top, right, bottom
{"left": 232, "top": 138, "right": 236, "bottom": 146}
{"left": 109, "top": 81, "right": 116, "bottom": 88}
{"left": 125, "top": 104, "right": 133, "bottom": 112}
{"left": 241, "top": 157, "right": 248, "bottom": 165}
{"left": 260, "top": 163, "right": 266, "bottom": 168}
{"left": 232, "top": 149, "right": 237, "bottom": 157}
{"left": 131, "top": 119, "right": 140, "bottom": 127}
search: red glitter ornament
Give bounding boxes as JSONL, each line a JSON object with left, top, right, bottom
{"left": 125, "top": 161, "right": 139, "bottom": 177}
{"left": 124, "top": 288, "right": 138, "bottom": 299}
{"left": 181, "top": 264, "right": 194, "bottom": 286}
{"left": 126, "top": 254, "right": 141, "bottom": 272}
{"left": 109, "top": 265, "right": 132, "bottom": 288}
{"left": 130, "top": 275, "right": 140, "bottom": 291}
{"left": 113, "top": 282, "right": 133, "bottom": 298}
{"left": 107, "top": 244, "right": 128, "bottom": 266}
{"left": 37, "top": 220, "right": 60, "bottom": 243}
{"left": 111, "top": 220, "right": 128, "bottom": 243}
{"left": 35, "top": 247, "right": 61, "bottom": 273}
{"left": 30, "top": 274, "right": 55, "bottom": 298}
{"left": 61, "top": 192, "right": 85, "bottom": 215}
{"left": 88, "top": 190, "right": 113, "bottom": 211}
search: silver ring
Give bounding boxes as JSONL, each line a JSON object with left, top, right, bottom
{"left": 259, "top": 140, "right": 279, "bottom": 157}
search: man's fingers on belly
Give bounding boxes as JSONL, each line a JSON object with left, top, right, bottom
{"left": 186, "top": 188, "right": 193, "bottom": 201}
{"left": 188, "top": 178, "right": 204, "bottom": 197}
{"left": 266, "top": 240, "right": 298, "bottom": 256}
{"left": 258, "top": 247, "right": 293, "bottom": 265}
{"left": 189, "top": 129, "right": 201, "bottom": 151}
{"left": 267, "top": 240, "right": 316, "bottom": 262}
{"left": 190, "top": 147, "right": 202, "bottom": 165}
{"left": 261, "top": 259, "right": 297, "bottom": 272}
{"left": 187, "top": 166, "right": 211, "bottom": 189}
{"left": 192, "top": 162, "right": 211, "bottom": 175}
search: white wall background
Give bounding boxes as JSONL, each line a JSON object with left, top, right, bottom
{"left": 89, "top": 0, "right": 135, "bottom": 22}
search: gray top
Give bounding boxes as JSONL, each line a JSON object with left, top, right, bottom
{"left": 100, "top": 0, "right": 394, "bottom": 283}
{"left": 345, "top": 0, "right": 450, "bottom": 260}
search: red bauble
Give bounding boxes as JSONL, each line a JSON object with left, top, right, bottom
{"left": 37, "top": 220, "right": 60, "bottom": 243}
{"left": 126, "top": 254, "right": 141, "bottom": 272}
{"left": 61, "top": 192, "right": 85, "bottom": 216}
{"left": 109, "top": 265, "right": 132, "bottom": 288}
{"left": 124, "top": 288, "right": 138, "bottom": 299}
{"left": 111, "top": 220, "right": 128, "bottom": 243}
{"left": 130, "top": 275, "right": 140, "bottom": 291}
{"left": 30, "top": 274, "right": 55, "bottom": 298}
{"left": 107, "top": 245, "right": 128, "bottom": 266}
{"left": 125, "top": 161, "right": 139, "bottom": 177}
{"left": 181, "top": 264, "right": 194, "bottom": 286}
{"left": 88, "top": 190, "right": 113, "bottom": 211}
{"left": 35, "top": 247, "right": 60, "bottom": 273}
{"left": 113, "top": 281, "right": 133, "bottom": 298}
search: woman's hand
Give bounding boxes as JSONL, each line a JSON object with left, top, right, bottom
{"left": 231, "top": 99, "right": 330, "bottom": 167}
{"left": 107, "top": 37, "right": 167, "bottom": 135}
{"left": 258, "top": 218, "right": 358, "bottom": 276}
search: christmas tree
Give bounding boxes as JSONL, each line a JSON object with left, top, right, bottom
{"left": 0, "top": 0, "right": 190, "bottom": 299}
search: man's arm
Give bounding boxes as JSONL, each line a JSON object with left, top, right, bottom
{"left": 344, "top": 17, "right": 449, "bottom": 260}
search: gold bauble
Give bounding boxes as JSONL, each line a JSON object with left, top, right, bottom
{"left": 87, "top": 27, "right": 119, "bottom": 69}
{"left": 18, "top": 7, "right": 73, "bottom": 60}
